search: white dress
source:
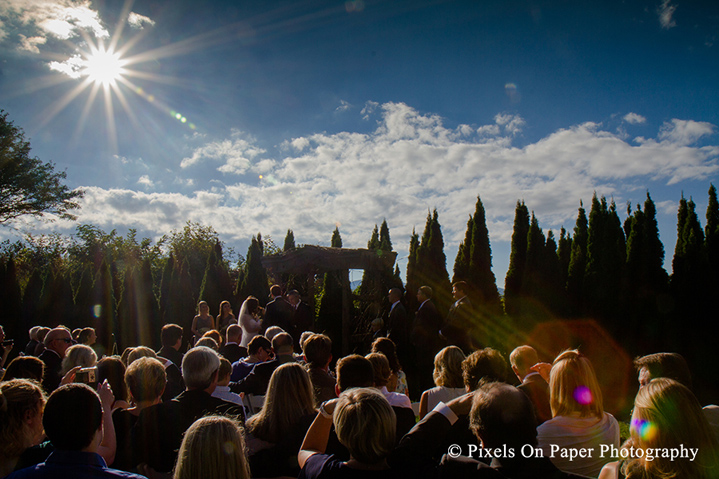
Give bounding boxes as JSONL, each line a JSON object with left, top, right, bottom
{"left": 240, "top": 313, "right": 262, "bottom": 348}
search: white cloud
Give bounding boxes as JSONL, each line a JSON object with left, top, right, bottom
{"left": 623, "top": 112, "right": 646, "bottom": 124}
{"left": 336, "top": 100, "right": 351, "bottom": 112}
{"left": 48, "top": 53, "right": 84, "bottom": 78}
{"left": 137, "top": 175, "right": 154, "bottom": 187}
{"left": 65, "top": 103, "right": 718, "bottom": 254}
{"left": 361, "top": 101, "right": 379, "bottom": 120}
{"left": 127, "top": 12, "right": 154, "bottom": 29}
{"left": 17, "top": 33, "right": 46, "bottom": 53}
{"left": 658, "top": 119, "right": 715, "bottom": 146}
{"left": 658, "top": 0, "right": 677, "bottom": 29}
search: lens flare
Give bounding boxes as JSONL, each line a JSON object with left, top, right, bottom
{"left": 631, "top": 418, "right": 658, "bottom": 442}
{"left": 573, "top": 385, "right": 593, "bottom": 405}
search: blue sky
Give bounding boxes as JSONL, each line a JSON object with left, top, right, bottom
{"left": 1, "top": 0, "right": 717, "bottom": 284}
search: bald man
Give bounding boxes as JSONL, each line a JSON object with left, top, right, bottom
{"left": 39, "top": 328, "right": 73, "bottom": 393}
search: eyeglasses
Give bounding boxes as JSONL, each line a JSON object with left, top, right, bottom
{"left": 55, "top": 338, "right": 73, "bottom": 344}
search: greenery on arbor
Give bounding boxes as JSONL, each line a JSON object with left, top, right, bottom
{"left": 0, "top": 111, "right": 83, "bottom": 224}
{"left": 317, "top": 227, "right": 349, "bottom": 358}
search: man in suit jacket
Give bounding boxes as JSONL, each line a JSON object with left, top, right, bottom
{"left": 287, "top": 290, "right": 314, "bottom": 343}
{"left": 390, "top": 382, "right": 586, "bottom": 479}
{"left": 411, "top": 285, "right": 445, "bottom": 394}
{"left": 510, "top": 345, "right": 552, "bottom": 425}
{"left": 229, "top": 332, "right": 296, "bottom": 395}
{"left": 386, "top": 288, "right": 410, "bottom": 367}
{"left": 134, "top": 346, "right": 244, "bottom": 473}
{"left": 441, "top": 281, "right": 474, "bottom": 353}
{"left": 39, "top": 328, "right": 73, "bottom": 393}
{"left": 263, "top": 285, "right": 295, "bottom": 333}
{"left": 219, "top": 324, "right": 247, "bottom": 363}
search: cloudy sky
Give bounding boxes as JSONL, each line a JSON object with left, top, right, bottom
{"left": 1, "top": 0, "right": 717, "bottom": 284}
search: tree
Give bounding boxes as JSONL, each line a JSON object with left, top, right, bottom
{"left": 283, "top": 230, "right": 296, "bottom": 251}
{"left": 415, "top": 210, "right": 452, "bottom": 314}
{"left": 566, "top": 202, "right": 588, "bottom": 316}
{"left": 0, "top": 110, "right": 82, "bottom": 223}
{"left": 504, "top": 201, "right": 530, "bottom": 317}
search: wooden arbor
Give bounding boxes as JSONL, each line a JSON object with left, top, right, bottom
{"left": 261, "top": 245, "right": 397, "bottom": 354}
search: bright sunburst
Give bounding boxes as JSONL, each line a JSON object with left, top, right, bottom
{"left": 83, "top": 46, "right": 127, "bottom": 87}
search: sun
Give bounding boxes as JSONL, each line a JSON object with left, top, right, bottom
{"left": 83, "top": 46, "right": 127, "bottom": 87}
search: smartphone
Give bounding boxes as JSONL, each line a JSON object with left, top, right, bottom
{"left": 75, "top": 366, "right": 99, "bottom": 388}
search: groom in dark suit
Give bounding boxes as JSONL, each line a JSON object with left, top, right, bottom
{"left": 412, "top": 285, "right": 444, "bottom": 393}
{"left": 386, "top": 288, "right": 410, "bottom": 367}
{"left": 264, "top": 284, "right": 294, "bottom": 334}
{"left": 441, "top": 281, "right": 474, "bottom": 353}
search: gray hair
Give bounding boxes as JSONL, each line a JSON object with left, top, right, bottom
{"left": 182, "top": 346, "right": 221, "bottom": 389}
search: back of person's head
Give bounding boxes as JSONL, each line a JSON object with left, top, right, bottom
{"left": 128, "top": 346, "right": 157, "bottom": 365}
{"left": 303, "top": 334, "right": 332, "bottom": 368}
{"left": 120, "top": 347, "right": 134, "bottom": 365}
{"left": 0, "top": 379, "right": 47, "bottom": 458}
{"left": 43, "top": 384, "right": 102, "bottom": 451}
{"left": 365, "top": 352, "right": 391, "bottom": 388}
{"left": 453, "top": 281, "right": 468, "bottom": 295}
{"left": 265, "top": 326, "right": 284, "bottom": 342}
{"left": 550, "top": 349, "right": 603, "bottom": 418}
{"left": 510, "top": 345, "right": 539, "bottom": 377}
{"left": 78, "top": 328, "right": 95, "bottom": 345}
{"left": 3, "top": 356, "right": 45, "bottom": 382}
{"left": 271, "top": 332, "right": 293, "bottom": 355}
{"left": 161, "top": 324, "right": 184, "bottom": 348}
{"left": 182, "top": 346, "right": 220, "bottom": 390}
{"left": 226, "top": 324, "right": 241, "bottom": 344}
{"left": 61, "top": 344, "right": 97, "bottom": 375}
{"left": 29, "top": 326, "right": 41, "bottom": 340}
{"left": 418, "top": 285, "right": 433, "bottom": 299}
{"left": 125, "top": 357, "right": 167, "bottom": 403}
{"left": 334, "top": 388, "right": 396, "bottom": 465}
{"left": 633, "top": 352, "right": 692, "bottom": 390}
{"left": 36, "top": 327, "right": 51, "bottom": 344}
{"left": 462, "top": 348, "right": 508, "bottom": 391}
{"left": 247, "top": 335, "right": 271, "bottom": 356}
{"left": 97, "top": 356, "right": 129, "bottom": 403}
{"left": 433, "top": 346, "right": 466, "bottom": 388}
{"left": 173, "top": 415, "right": 250, "bottom": 479}
{"left": 469, "top": 382, "right": 538, "bottom": 449}
{"left": 299, "top": 331, "right": 314, "bottom": 353}
{"left": 625, "top": 378, "right": 719, "bottom": 479}
{"left": 371, "top": 337, "right": 401, "bottom": 372}
{"left": 195, "top": 337, "right": 219, "bottom": 351}
{"left": 270, "top": 284, "right": 282, "bottom": 297}
{"left": 336, "top": 354, "right": 375, "bottom": 391}
{"left": 217, "top": 358, "right": 232, "bottom": 384}
{"left": 202, "top": 330, "right": 222, "bottom": 347}
{"left": 246, "top": 362, "right": 314, "bottom": 443}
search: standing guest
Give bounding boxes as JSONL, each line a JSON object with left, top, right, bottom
{"left": 216, "top": 300, "right": 236, "bottom": 338}
{"left": 418, "top": 346, "right": 466, "bottom": 419}
{"left": 173, "top": 416, "right": 250, "bottom": 479}
{"left": 219, "top": 324, "right": 247, "bottom": 363}
{"left": 5, "top": 383, "right": 144, "bottom": 479}
{"left": 441, "top": 281, "right": 474, "bottom": 353}
{"left": 211, "top": 358, "right": 243, "bottom": 406}
{"left": 510, "top": 345, "right": 552, "bottom": 425}
{"left": 61, "top": 344, "right": 97, "bottom": 376}
{"left": 157, "top": 324, "right": 184, "bottom": 369}
{"left": 0, "top": 379, "right": 46, "bottom": 477}
{"left": 97, "top": 356, "right": 131, "bottom": 411}
{"left": 230, "top": 335, "right": 272, "bottom": 382}
{"left": 24, "top": 327, "right": 41, "bottom": 357}
{"left": 1, "top": 325, "right": 14, "bottom": 377}
{"left": 411, "top": 286, "right": 444, "bottom": 395}
{"left": 245, "top": 363, "right": 316, "bottom": 478}
{"left": 38, "top": 328, "right": 73, "bottom": 393}
{"left": 78, "top": 328, "right": 97, "bottom": 347}
{"left": 537, "top": 349, "right": 619, "bottom": 477}
{"left": 111, "top": 357, "right": 166, "bottom": 472}
{"left": 238, "top": 297, "right": 263, "bottom": 349}
{"left": 33, "top": 329, "right": 50, "bottom": 357}
{"left": 303, "top": 334, "right": 337, "bottom": 406}
{"left": 263, "top": 285, "right": 294, "bottom": 334}
{"left": 190, "top": 301, "right": 215, "bottom": 345}
{"left": 385, "top": 289, "right": 410, "bottom": 374}
{"left": 287, "top": 290, "right": 314, "bottom": 343}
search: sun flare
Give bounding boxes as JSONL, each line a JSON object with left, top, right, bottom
{"left": 83, "top": 46, "right": 127, "bottom": 86}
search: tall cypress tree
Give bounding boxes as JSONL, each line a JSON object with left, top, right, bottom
{"left": 467, "top": 197, "right": 501, "bottom": 316}
{"left": 405, "top": 229, "right": 420, "bottom": 302}
{"left": 415, "top": 210, "right": 452, "bottom": 314}
{"left": 317, "top": 227, "right": 347, "bottom": 358}
{"left": 705, "top": 185, "right": 719, "bottom": 303}
{"left": 283, "top": 230, "right": 296, "bottom": 251}
{"left": 567, "top": 202, "right": 588, "bottom": 316}
{"left": 504, "top": 201, "right": 530, "bottom": 317}
{"left": 452, "top": 215, "right": 473, "bottom": 283}
{"left": 239, "top": 235, "right": 270, "bottom": 306}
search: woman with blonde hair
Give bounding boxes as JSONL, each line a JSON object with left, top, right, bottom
{"left": 60, "top": 344, "right": 97, "bottom": 375}
{"left": 245, "top": 362, "right": 316, "bottom": 477}
{"left": 190, "top": 301, "right": 215, "bottom": 344}
{"left": 173, "top": 415, "right": 250, "bottom": 479}
{"left": 0, "top": 379, "right": 46, "bottom": 477}
{"left": 298, "top": 387, "right": 397, "bottom": 477}
{"left": 538, "top": 349, "right": 619, "bottom": 477}
{"left": 599, "top": 378, "right": 719, "bottom": 479}
{"left": 418, "top": 345, "right": 466, "bottom": 419}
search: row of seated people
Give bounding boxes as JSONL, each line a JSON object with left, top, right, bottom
{"left": 2, "top": 321, "right": 719, "bottom": 479}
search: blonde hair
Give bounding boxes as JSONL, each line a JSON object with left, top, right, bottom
{"left": 334, "top": 388, "right": 396, "bottom": 465}
{"left": 622, "top": 378, "right": 719, "bottom": 479}
{"left": 433, "top": 346, "right": 466, "bottom": 388}
{"left": 125, "top": 357, "right": 167, "bottom": 403}
{"left": 549, "top": 349, "right": 603, "bottom": 418}
{"left": 173, "top": 416, "right": 250, "bottom": 479}
{"left": 245, "top": 363, "right": 315, "bottom": 443}
{"left": 0, "top": 379, "right": 46, "bottom": 458}
{"left": 61, "top": 344, "right": 97, "bottom": 375}
{"left": 365, "top": 352, "right": 391, "bottom": 387}
{"left": 127, "top": 346, "right": 157, "bottom": 365}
